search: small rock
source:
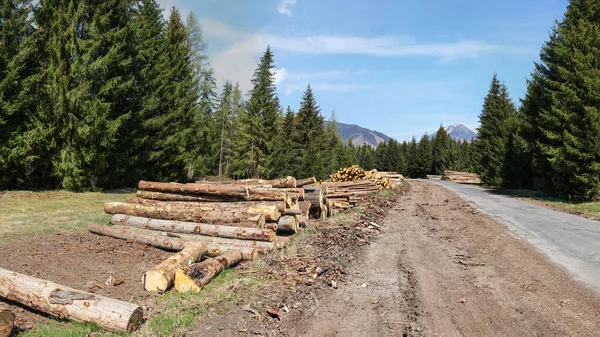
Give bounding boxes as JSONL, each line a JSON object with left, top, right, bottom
{"left": 458, "top": 298, "right": 466, "bottom": 304}
{"left": 360, "top": 283, "right": 367, "bottom": 288}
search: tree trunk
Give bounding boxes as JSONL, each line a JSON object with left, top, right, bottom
{"left": 138, "top": 180, "right": 248, "bottom": 198}
{"left": 174, "top": 250, "right": 247, "bottom": 293}
{"left": 211, "top": 176, "right": 296, "bottom": 188}
{"left": 0, "top": 268, "right": 142, "bottom": 333}
{"left": 137, "top": 190, "right": 237, "bottom": 203}
{"left": 296, "top": 177, "right": 316, "bottom": 187}
{"left": 111, "top": 215, "right": 274, "bottom": 242}
{"left": 125, "top": 198, "right": 281, "bottom": 222}
{"left": 104, "top": 202, "right": 266, "bottom": 228}
{"left": 143, "top": 241, "right": 207, "bottom": 292}
{"left": 0, "top": 310, "right": 13, "bottom": 337}
{"left": 89, "top": 223, "right": 188, "bottom": 251}
{"left": 277, "top": 215, "right": 297, "bottom": 234}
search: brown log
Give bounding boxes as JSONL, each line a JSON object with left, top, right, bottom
{"left": 137, "top": 190, "right": 237, "bottom": 202}
{"left": 265, "top": 222, "right": 278, "bottom": 231}
{"left": 296, "top": 176, "right": 316, "bottom": 187}
{"left": 138, "top": 180, "right": 247, "bottom": 197}
{"left": 104, "top": 202, "right": 266, "bottom": 228}
{"left": 111, "top": 215, "right": 274, "bottom": 242}
{"left": 89, "top": 223, "right": 188, "bottom": 251}
{"left": 174, "top": 250, "right": 247, "bottom": 293}
{"left": 0, "top": 268, "right": 142, "bottom": 333}
{"left": 0, "top": 310, "right": 13, "bottom": 337}
{"left": 299, "top": 201, "right": 312, "bottom": 215}
{"left": 277, "top": 215, "right": 297, "bottom": 234}
{"left": 206, "top": 176, "right": 296, "bottom": 188}
{"left": 143, "top": 241, "right": 207, "bottom": 292}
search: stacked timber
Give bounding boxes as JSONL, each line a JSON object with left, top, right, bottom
{"left": 442, "top": 171, "right": 481, "bottom": 184}
{"left": 322, "top": 180, "right": 381, "bottom": 211}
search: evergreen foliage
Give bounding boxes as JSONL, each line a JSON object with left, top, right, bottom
{"left": 296, "top": 84, "right": 326, "bottom": 179}
{"left": 431, "top": 126, "right": 453, "bottom": 175}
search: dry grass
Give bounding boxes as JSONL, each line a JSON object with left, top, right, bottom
{"left": 0, "top": 190, "right": 134, "bottom": 242}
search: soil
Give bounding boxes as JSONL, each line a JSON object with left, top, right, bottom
{"left": 190, "top": 181, "right": 600, "bottom": 337}
{"left": 0, "top": 232, "right": 171, "bottom": 333}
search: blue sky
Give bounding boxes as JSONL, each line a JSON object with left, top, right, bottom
{"left": 158, "top": 0, "right": 568, "bottom": 141}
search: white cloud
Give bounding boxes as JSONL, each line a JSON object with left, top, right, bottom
{"left": 198, "top": 18, "right": 504, "bottom": 92}
{"left": 277, "top": 0, "right": 297, "bottom": 17}
{"left": 284, "top": 89, "right": 293, "bottom": 96}
{"left": 273, "top": 68, "right": 288, "bottom": 85}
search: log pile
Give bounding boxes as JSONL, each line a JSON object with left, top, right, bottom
{"left": 442, "top": 170, "right": 482, "bottom": 184}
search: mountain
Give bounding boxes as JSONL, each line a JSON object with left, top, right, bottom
{"left": 444, "top": 124, "right": 477, "bottom": 142}
{"left": 325, "top": 121, "right": 391, "bottom": 147}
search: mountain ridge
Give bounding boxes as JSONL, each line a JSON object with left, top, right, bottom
{"left": 326, "top": 121, "right": 391, "bottom": 147}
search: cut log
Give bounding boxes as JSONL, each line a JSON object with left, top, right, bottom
{"left": 138, "top": 180, "right": 248, "bottom": 198}
{"left": 265, "top": 222, "right": 278, "bottom": 231}
{"left": 143, "top": 241, "right": 207, "bottom": 292}
{"left": 0, "top": 310, "right": 14, "bottom": 337}
{"left": 125, "top": 198, "right": 281, "bottom": 222}
{"left": 205, "top": 176, "right": 296, "bottom": 188}
{"left": 104, "top": 202, "right": 266, "bottom": 228}
{"left": 174, "top": 250, "right": 247, "bottom": 293}
{"left": 0, "top": 268, "right": 142, "bottom": 333}
{"left": 111, "top": 215, "right": 274, "bottom": 242}
{"left": 304, "top": 186, "right": 323, "bottom": 206}
{"left": 277, "top": 215, "right": 297, "bottom": 234}
{"left": 296, "top": 176, "right": 317, "bottom": 187}
{"left": 137, "top": 190, "right": 237, "bottom": 202}
{"left": 89, "top": 223, "right": 188, "bottom": 251}
{"left": 174, "top": 259, "right": 223, "bottom": 293}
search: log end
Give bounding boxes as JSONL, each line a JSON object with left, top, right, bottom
{"left": 143, "top": 270, "right": 169, "bottom": 292}
{"left": 174, "top": 268, "right": 201, "bottom": 293}
{"left": 126, "top": 307, "right": 144, "bottom": 333}
{"left": 241, "top": 248, "right": 259, "bottom": 261}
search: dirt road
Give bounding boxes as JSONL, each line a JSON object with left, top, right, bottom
{"left": 291, "top": 181, "right": 600, "bottom": 337}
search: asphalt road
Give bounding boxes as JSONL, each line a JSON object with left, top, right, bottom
{"left": 423, "top": 179, "right": 600, "bottom": 293}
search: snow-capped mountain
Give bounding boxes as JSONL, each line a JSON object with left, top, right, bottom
{"left": 445, "top": 124, "right": 477, "bottom": 142}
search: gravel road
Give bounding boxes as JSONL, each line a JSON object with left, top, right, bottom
{"left": 427, "top": 179, "right": 600, "bottom": 293}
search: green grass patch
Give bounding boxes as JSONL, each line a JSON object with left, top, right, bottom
{"left": 0, "top": 190, "right": 134, "bottom": 242}
{"left": 20, "top": 320, "right": 126, "bottom": 337}
{"left": 378, "top": 189, "right": 397, "bottom": 198}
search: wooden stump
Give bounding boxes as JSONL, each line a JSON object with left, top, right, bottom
{"left": 174, "top": 250, "right": 247, "bottom": 293}
{"left": 0, "top": 268, "right": 142, "bottom": 333}
{"left": 277, "top": 215, "right": 297, "bottom": 234}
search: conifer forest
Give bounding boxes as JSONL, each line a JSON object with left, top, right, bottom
{"left": 1, "top": 0, "right": 600, "bottom": 202}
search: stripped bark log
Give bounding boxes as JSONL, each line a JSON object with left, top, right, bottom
{"left": 0, "top": 268, "right": 142, "bottom": 333}
{"left": 104, "top": 202, "right": 266, "bottom": 228}
{"left": 296, "top": 176, "right": 316, "bottom": 187}
{"left": 111, "top": 215, "right": 274, "bottom": 242}
{"left": 0, "top": 310, "right": 13, "bottom": 337}
{"left": 143, "top": 241, "right": 207, "bottom": 292}
{"left": 89, "top": 224, "right": 188, "bottom": 251}
{"left": 174, "top": 250, "right": 246, "bottom": 293}
{"left": 136, "top": 190, "right": 236, "bottom": 202}
{"left": 277, "top": 215, "right": 297, "bottom": 234}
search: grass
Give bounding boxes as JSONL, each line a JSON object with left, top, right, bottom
{"left": 1, "top": 190, "right": 267, "bottom": 336}
{"left": 0, "top": 189, "right": 134, "bottom": 242}
{"left": 485, "top": 187, "right": 600, "bottom": 218}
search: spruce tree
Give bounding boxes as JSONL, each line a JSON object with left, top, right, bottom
{"left": 431, "top": 125, "right": 452, "bottom": 175}
{"left": 476, "top": 73, "right": 516, "bottom": 187}
{"left": 215, "top": 81, "right": 234, "bottom": 177}
{"left": 406, "top": 137, "right": 419, "bottom": 178}
{"left": 296, "top": 84, "right": 326, "bottom": 179}
{"left": 344, "top": 137, "right": 358, "bottom": 167}
{"left": 324, "top": 112, "right": 346, "bottom": 174}
{"left": 415, "top": 134, "right": 433, "bottom": 178}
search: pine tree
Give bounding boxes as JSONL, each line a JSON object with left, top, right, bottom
{"left": 415, "top": 134, "right": 433, "bottom": 178}
{"left": 344, "top": 137, "right": 358, "bottom": 167}
{"left": 215, "top": 81, "right": 234, "bottom": 177}
{"left": 324, "top": 112, "right": 346, "bottom": 174}
{"left": 194, "top": 67, "right": 218, "bottom": 177}
{"left": 357, "top": 143, "right": 375, "bottom": 170}
{"left": 476, "top": 73, "right": 516, "bottom": 187}
{"left": 406, "top": 137, "right": 419, "bottom": 178}
{"left": 375, "top": 142, "right": 389, "bottom": 171}
{"left": 431, "top": 125, "right": 452, "bottom": 175}
{"left": 296, "top": 84, "right": 326, "bottom": 179}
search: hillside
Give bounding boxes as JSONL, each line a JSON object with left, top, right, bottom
{"left": 327, "top": 121, "right": 391, "bottom": 147}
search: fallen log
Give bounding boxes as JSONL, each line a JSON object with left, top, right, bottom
{"left": 138, "top": 180, "right": 247, "bottom": 197}
{"left": 0, "top": 310, "right": 13, "bottom": 337}
{"left": 111, "top": 215, "right": 274, "bottom": 242}
{"left": 104, "top": 202, "right": 266, "bottom": 228}
{"left": 219, "top": 177, "right": 296, "bottom": 188}
{"left": 143, "top": 241, "right": 207, "bottom": 292}
{"left": 136, "top": 190, "right": 236, "bottom": 202}
{"left": 296, "top": 176, "right": 316, "bottom": 187}
{"left": 277, "top": 215, "right": 297, "bottom": 234}
{"left": 89, "top": 223, "right": 188, "bottom": 251}
{"left": 174, "top": 250, "right": 246, "bottom": 293}
{"left": 0, "top": 268, "right": 142, "bottom": 333}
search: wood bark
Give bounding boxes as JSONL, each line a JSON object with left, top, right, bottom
{"left": 125, "top": 198, "right": 281, "bottom": 222}
{"left": 296, "top": 177, "right": 316, "bottom": 187}
{"left": 174, "top": 250, "right": 247, "bottom": 293}
{"left": 111, "top": 215, "right": 274, "bottom": 242}
{"left": 143, "top": 241, "right": 207, "bottom": 292}
{"left": 89, "top": 223, "right": 188, "bottom": 251}
{"left": 265, "top": 222, "right": 278, "bottom": 231}
{"left": 208, "top": 177, "right": 296, "bottom": 188}
{"left": 0, "top": 310, "right": 13, "bottom": 337}
{"left": 0, "top": 268, "right": 142, "bottom": 333}
{"left": 277, "top": 215, "right": 297, "bottom": 234}
{"left": 137, "top": 190, "right": 236, "bottom": 202}
{"left": 304, "top": 186, "right": 324, "bottom": 206}
{"left": 104, "top": 202, "right": 266, "bottom": 228}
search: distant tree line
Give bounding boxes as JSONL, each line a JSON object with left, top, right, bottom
{"left": 0, "top": 0, "right": 358, "bottom": 190}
